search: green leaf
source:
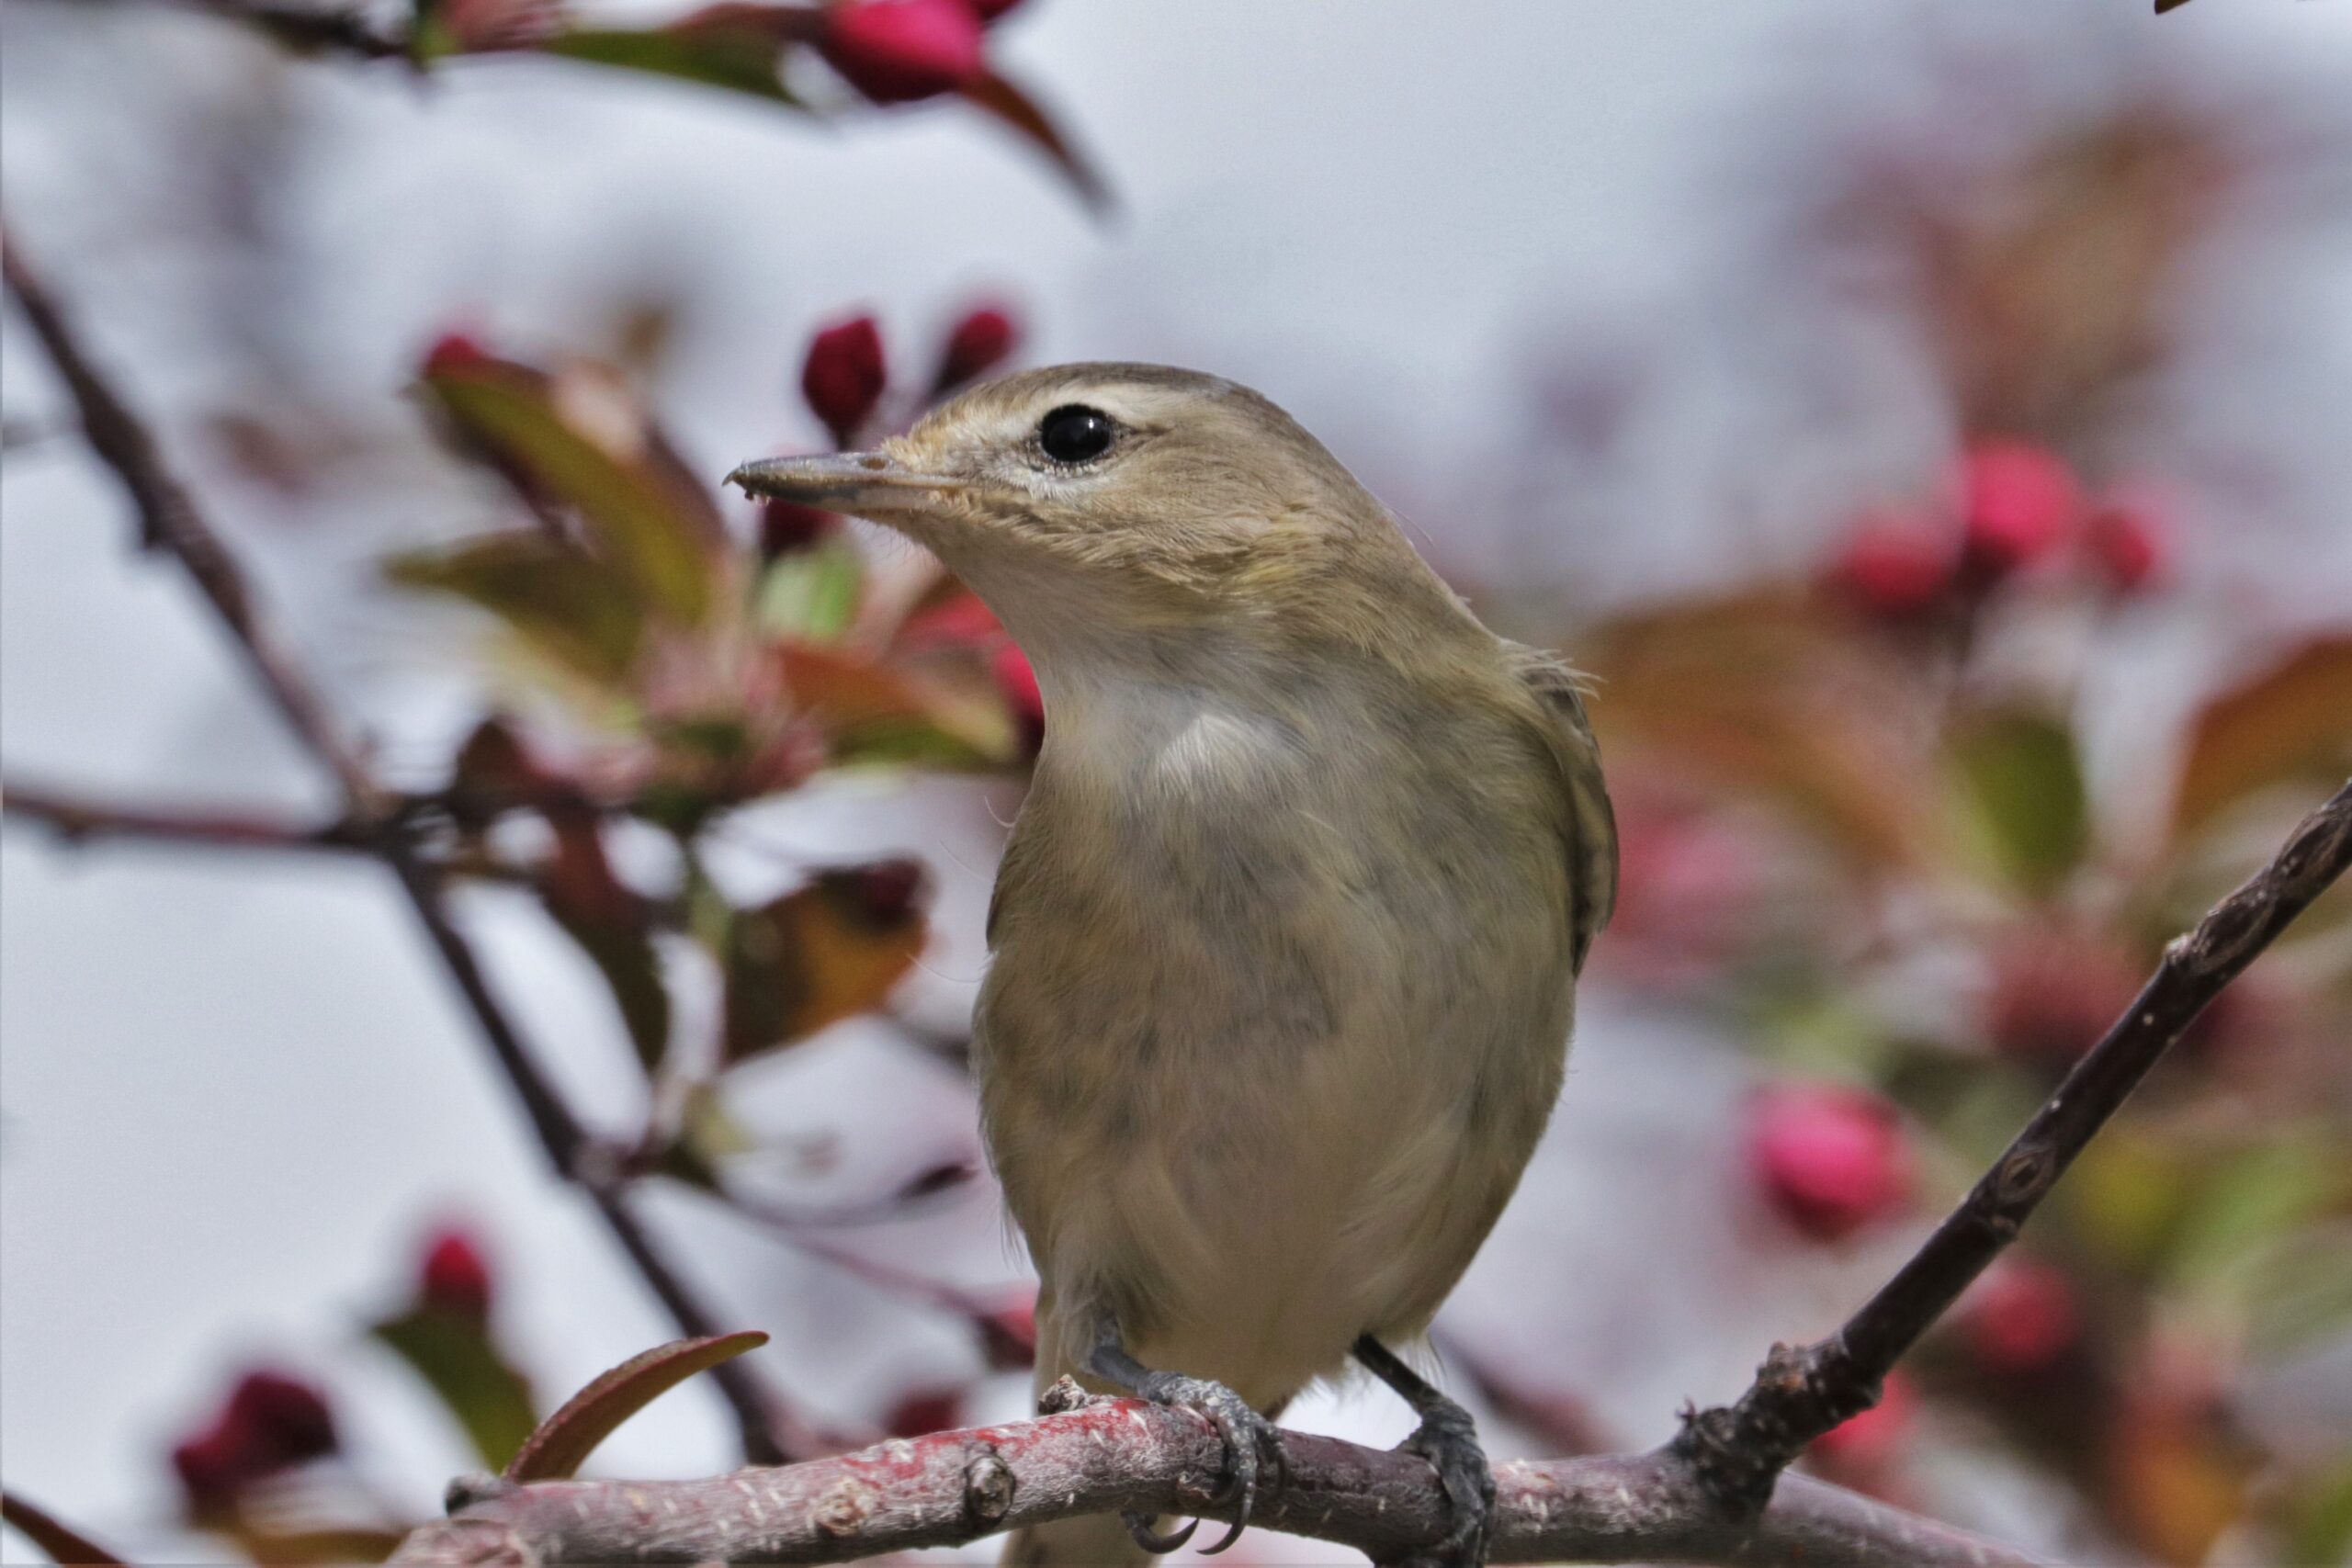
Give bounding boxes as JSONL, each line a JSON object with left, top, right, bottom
{"left": 755, "top": 538, "right": 864, "bottom": 643}
{"left": 371, "top": 1306, "right": 539, "bottom": 1471}
{"left": 543, "top": 25, "right": 802, "bottom": 104}
{"left": 2283, "top": 1460, "right": 2352, "bottom": 1568}
{"left": 1951, "top": 707, "right": 2088, "bottom": 895}
{"left": 3, "top": 1492, "right": 128, "bottom": 1566}
{"left": 505, "top": 1331, "right": 769, "bottom": 1483}
{"left": 424, "top": 356, "right": 721, "bottom": 626}
{"left": 387, "top": 532, "right": 646, "bottom": 686}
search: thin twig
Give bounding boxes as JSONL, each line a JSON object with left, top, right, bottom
{"left": 1672, "top": 778, "right": 2352, "bottom": 1514}
{"left": 3, "top": 220, "right": 808, "bottom": 1467}
{"left": 3, "top": 779, "right": 374, "bottom": 853}
{"left": 389, "top": 1393, "right": 2046, "bottom": 1568}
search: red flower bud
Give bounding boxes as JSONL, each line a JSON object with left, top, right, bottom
{"left": 933, "top": 305, "right": 1019, "bottom": 393}
{"left": 900, "top": 590, "right": 1003, "bottom": 648}
{"left": 420, "top": 1227, "right": 495, "bottom": 1324}
{"left": 883, "top": 1387, "right": 966, "bottom": 1438}
{"left": 761, "top": 498, "right": 841, "bottom": 558}
{"left": 422, "top": 331, "right": 493, "bottom": 378}
{"left": 1746, "top": 1083, "right": 1913, "bottom": 1242}
{"left": 223, "top": 1371, "right": 338, "bottom": 1468}
{"left": 1960, "top": 1257, "right": 2081, "bottom": 1375}
{"left": 1810, "top": 1371, "right": 1917, "bottom": 1471}
{"left": 1983, "top": 932, "right": 2143, "bottom": 1066}
{"left": 967, "top": 0, "right": 1023, "bottom": 20}
{"left": 1959, "top": 439, "right": 2081, "bottom": 574}
{"left": 2083, "top": 501, "right": 2168, "bottom": 594}
{"left": 993, "top": 641, "right": 1044, "bottom": 755}
{"left": 821, "top": 0, "right": 987, "bottom": 105}
{"left": 171, "top": 1427, "right": 254, "bottom": 1511}
{"left": 980, "top": 1287, "right": 1037, "bottom": 1370}
{"left": 800, "top": 315, "right": 888, "bottom": 447}
{"left": 1831, "top": 509, "right": 1957, "bottom": 617}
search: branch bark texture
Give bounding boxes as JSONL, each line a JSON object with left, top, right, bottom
{"left": 390, "top": 1393, "right": 2042, "bottom": 1568}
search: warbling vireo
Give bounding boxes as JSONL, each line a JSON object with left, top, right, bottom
{"left": 732, "top": 365, "right": 1616, "bottom": 1568}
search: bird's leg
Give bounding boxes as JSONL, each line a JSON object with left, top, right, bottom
{"left": 1352, "top": 1336, "right": 1494, "bottom": 1568}
{"left": 1084, "top": 1320, "right": 1284, "bottom": 1557}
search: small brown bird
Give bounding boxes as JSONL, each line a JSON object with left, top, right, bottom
{"left": 732, "top": 366, "right": 1615, "bottom": 1567}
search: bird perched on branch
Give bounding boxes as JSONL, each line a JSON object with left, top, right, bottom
{"left": 732, "top": 366, "right": 1615, "bottom": 1568}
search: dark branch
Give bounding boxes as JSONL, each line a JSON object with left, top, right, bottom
{"left": 3, "top": 779, "right": 375, "bottom": 853}
{"left": 1673, "top": 777, "right": 2352, "bottom": 1514}
{"left": 389, "top": 1393, "right": 2045, "bottom": 1568}
{"left": 2, "top": 221, "right": 809, "bottom": 1468}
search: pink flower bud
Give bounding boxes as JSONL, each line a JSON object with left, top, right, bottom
{"left": 1810, "top": 1371, "right": 1917, "bottom": 1471}
{"left": 1831, "top": 509, "right": 1957, "bottom": 617}
{"left": 821, "top": 0, "right": 987, "bottom": 105}
{"left": 2084, "top": 501, "right": 2168, "bottom": 594}
{"left": 1960, "top": 439, "right": 2081, "bottom": 574}
{"left": 1747, "top": 1083, "right": 1914, "bottom": 1242}
{"left": 420, "top": 1227, "right": 495, "bottom": 1324}
{"left": 933, "top": 305, "right": 1019, "bottom": 393}
{"left": 967, "top": 0, "right": 1023, "bottom": 20}
{"left": 421, "top": 331, "right": 492, "bottom": 377}
{"left": 1961, "top": 1257, "right": 2081, "bottom": 1375}
{"left": 883, "top": 1387, "right": 966, "bottom": 1438}
{"left": 800, "top": 315, "right": 888, "bottom": 447}
{"left": 1983, "top": 932, "right": 2143, "bottom": 1066}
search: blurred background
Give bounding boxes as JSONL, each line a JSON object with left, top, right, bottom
{"left": 5, "top": 1, "right": 2351, "bottom": 1562}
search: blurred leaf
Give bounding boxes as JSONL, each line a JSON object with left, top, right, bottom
{"left": 959, "top": 73, "right": 1112, "bottom": 214}
{"left": 2173, "top": 634, "right": 2352, "bottom": 841}
{"left": 538, "top": 814, "right": 671, "bottom": 1073}
{"left": 2236, "top": 1225, "right": 2352, "bottom": 1357}
{"left": 777, "top": 643, "right": 1012, "bottom": 768}
{"left": 1951, "top": 707, "right": 2089, "bottom": 895}
{"left": 423, "top": 355, "right": 722, "bottom": 625}
{"left": 2064, "top": 1123, "right": 2195, "bottom": 1274}
{"left": 2105, "top": 1394, "right": 2256, "bottom": 1568}
{"left": 544, "top": 22, "right": 801, "bottom": 104}
{"left": 388, "top": 532, "right": 646, "bottom": 685}
{"left": 371, "top": 1306, "right": 538, "bottom": 1471}
{"left": 505, "top": 1331, "right": 768, "bottom": 1482}
{"left": 755, "top": 539, "right": 864, "bottom": 643}
{"left": 721, "top": 864, "right": 927, "bottom": 1065}
{"left": 3, "top": 1492, "right": 127, "bottom": 1565}
{"left": 2165, "top": 1129, "right": 2345, "bottom": 1288}
{"left": 2283, "top": 1461, "right": 2352, "bottom": 1568}
{"left": 232, "top": 1527, "right": 404, "bottom": 1565}
{"left": 1581, "top": 592, "right": 1941, "bottom": 869}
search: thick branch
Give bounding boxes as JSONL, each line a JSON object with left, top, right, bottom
{"left": 389, "top": 1394, "right": 2042, "bottom": 1568}
{"left": 1674, "top": 778, "right": 2352, "bottom": 1512}
{"left": 3, "top": 222, "right": 808, "bottom": 1467}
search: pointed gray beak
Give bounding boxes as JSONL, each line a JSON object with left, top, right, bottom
{"left": 725, "top": 451, "right": 962, "bottom": 512}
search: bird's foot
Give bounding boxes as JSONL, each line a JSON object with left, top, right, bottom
{"left": 1121, "top": 1372, "right": 1284, "bottom": 1557}
{"left": 1395, "top": 1397, "right": 1494, "bottom": 1568}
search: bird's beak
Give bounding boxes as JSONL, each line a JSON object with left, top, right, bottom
{"left": 725, "top": 451, "right": 962, "bottom": 513}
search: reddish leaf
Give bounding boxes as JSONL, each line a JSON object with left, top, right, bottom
{"left": 2171, "top": 634, "right": 2352, "bottom": 840}
{"left": 776, "top": 642, "right": 1013, "bottom": 766}
{"left": 721, "top": 862, "right": 929, "bottom": 1063}
{"left": 958, "top": 73, "right": 1112, "bottom": 213}
{"left": 421, "top": 353, "right": 722, "bottom": 625}
{"left": 504, "top": 1332, "right": 769, "bottom": 1483}
{"left": 3, "top": 1492, "right": 128, "bottom": 1566}
{"left": 538, "top": 813, "right": 672, "bottom": 1073}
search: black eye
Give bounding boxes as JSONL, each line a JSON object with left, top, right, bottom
{"left": 1037, "top": 404, "right": 1115, "bottom": 465}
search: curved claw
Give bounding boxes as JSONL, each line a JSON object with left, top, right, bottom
{"left": 1401, "top": 1404, "right": 1496, "bottom": 1568}
{"left": 1133, "top": 1371, "right": 1284, "bottom": 1557}
{"left": 1121, "top": 1510, "right": 1200, "bottom": 1555}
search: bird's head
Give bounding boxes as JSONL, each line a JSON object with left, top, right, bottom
{"left": 729, "top": 363, "right": 1454, "bottom": 670}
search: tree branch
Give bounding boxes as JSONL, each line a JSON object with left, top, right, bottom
{"left": 2, "top": 778, "right": 375, "bottom": 854}
{"left": 2, "top": 220, "right": 810, "bottom": 1467}
{"left": 1672, "top": 777, "right": 2352, "bottom": 1513}
{"left": 388, "top": 1391, "right": 2041, "bottom": 1568}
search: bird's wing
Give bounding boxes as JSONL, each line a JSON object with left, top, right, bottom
{"left": 1504, "top": 643, "right": 1619, "bottom": 975}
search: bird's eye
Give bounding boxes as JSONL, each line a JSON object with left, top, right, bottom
{"left": 1036, "top": 404, "right": 1116, "bottom": 465}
